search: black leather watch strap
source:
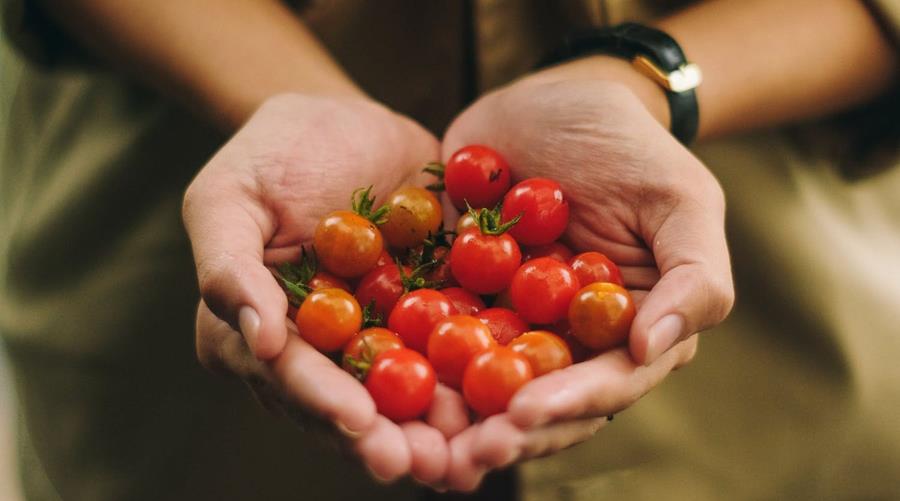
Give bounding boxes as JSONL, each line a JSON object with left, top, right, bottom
{"left": 540, "top": 23, "right": 700, "bottom": 145}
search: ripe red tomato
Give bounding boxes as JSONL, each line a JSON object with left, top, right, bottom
{"left": 474, "top": 307, "right": 528, "bottom": 345}
{"left": 444, "top": 145, "right": 511, "bottom": 209}
{"left": 463, "top": 346, "right": 533, "bottom": 417}
{"left": 295, "top": 288, "right": 362, "bottom": 352}
{"left": 355, "top": 263, "right": 411, "bottom": 318}
{"left": 388, "top": 289, "right": 458, "bottom": 353}
{"left": 365, "top": 348, "right": 436, "bottom": 422}
{"left": 440, "top": 287, "right": 486, "bottom": 316}
{"left": 568, "top": 282, "right": 636, "bottom": 351}
{"left": 450, "top": 228, "right": 521, "bottom": 294}
{"left": 510, "top": 257, "right": 580, "bottom": 325}
{"left": 427, "top": 315, "right": 495, "bottom": 389}
{"left": 314, "top": 210, "right": 384, "bottom": 278}
{"left": 380, "top": 186, "right": 443, "bottom": 249}
{"left": 508, "top": 331, "right": 573, "bottom": 377}
{"left": 423, "top": 245, "right": 456, "bottom": 287}
{"left": 522, "top": 241, "right": 573, "bottom": 263}
{"left": 375, "top": 249, "right": 393, "bottom": 268}
{"left": 501, "top": 178, "right": 569, "bottom": 246}
{"left": 308, "top": 271, "right": 352, "bottom": 293}
{"left": 568, "top": 252, "right": 624, "bottom": 287}
{"left": 342, "top": 327, "right": 405, "bottom": 378}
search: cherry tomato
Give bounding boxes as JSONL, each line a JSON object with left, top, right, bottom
{"left": 444, "top": 145, "right": 512, "bottom": 209}
{"left": 388, "top": 289, "right": 458, "bottom": 353}
{"left": 508, "top": 331, "right": 573, "bottom": 377}
{"left": 314, "top": 210, "right": 384, "bottom": 278}
{"left": 365, "top": 348, "right": 436, "bottom": 422}
{"left": 463, "top": 346, "right": 533, "bottom": 417}
{"left": 440, "top": 287, "right": 486, "bottom": 316}
{"left": 568, "top": 252, "right": 624, "bottom": 287}
{"left": 342, "top": 327, "right": 404, "bottom": 377}
{"left": 501, "top": 178, "right": 569, "bottom": 246}
{"left": 355, "top": 263, "right": 411, "bottom": 318}
{"left": 424, "top": 245, "right": 456, "bottom": 286}
{"left": 375, "top": 249, "right": 393, "bottom": 268}
{"left": 510, "top": 257, "right": 580, "bottom": 325}
{"left": 549, "top": 319, "right": 592, "bottom": 364}
{"left": 380, "top": 186, "right": 443, "bottom": 249}
{"left": 308, "top": 271, "right": 352, "bottom": 293}
{"left": 427, "top": 315, "right": 495, "bottom": 389}
{"left": 568, "top": 282, "right": 636, "bottom": 351}
{"left": 474, "top": 307, "right": 528, "bottom": 345}
{"left": 450, "top": 228, "right": 521, "bottom": 294}
{"left": 295, "top": 288, "right": 362, "bottom": 352}
{"left": 456, "top": 213, "right": 478, "bottom": 235}
{"left": 522, "top": 241, "right": 573, "bottom": 263}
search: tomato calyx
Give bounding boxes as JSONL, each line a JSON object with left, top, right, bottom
{"left": 405, "top": 227, "right": 453, "bottom": 272}
{"left": 343, "top": 336, "right": 377, "bottom": 381}
{"left": 361, "top": 300, "right": 384, "bottom": 329}
{"left": 422, "top": 162, "right": 445, "bottom": 192}
{"left": 396, "top": 256, "right": 445, "bottom": 292}
{"left": 351, "top": 185, "right": 390, "bottom": 225}
{"left": 275, "top": 246, "right": 318, "bottom": 306}
{"left": 466, "top": 202, "right": 521, "bottom": 236}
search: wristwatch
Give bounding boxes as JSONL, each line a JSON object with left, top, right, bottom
{"left": 540, "top": 23, "right": 702, "bottom": 145}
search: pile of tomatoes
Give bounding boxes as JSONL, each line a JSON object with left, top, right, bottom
{"left": 277, "top": 145, "right": 635, "bottom": 422}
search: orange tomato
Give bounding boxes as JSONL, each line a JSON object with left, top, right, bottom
{"left": 295, "top": 288, "right": 362, "bottom": 352}
{"left": 314, "top": 210, "right": 383, "bottom": 278}
{"left": 567, "top": 282, "right": 635, "bottom": 351}
{"left": 508, "top": 331, "right": 573, "bottom": 376}
{"left": 380, "top": 186, "right": 443, "bottom": 249}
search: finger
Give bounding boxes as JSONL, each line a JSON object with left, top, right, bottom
{"left": 507, "top": 341, "right": 696, "bottom": 429}
{"left": 355, "top": 415, "right": 412, "bottom": 483}
{"left": 446, "top": 425, "right": 488, "bottom": 492}
{"left": 619, "top": 266, "right": 660, "bottom": 290}
{"left": 183, "top": 174, "right": 287, "bottom": 360}
{"left": 631, "top": 185, "right": 734, "bottom": 366}
{"left": 471, "top": 414, "right": 607, "bottom": 469}
{"left": 402, "top": 421, "right": 450, "bottom": 485}
{"left": 270, "top": 333, "right": 377, "bottom": 435}
{"left": 426, "top": 384, "right": 470, "bottom": 439}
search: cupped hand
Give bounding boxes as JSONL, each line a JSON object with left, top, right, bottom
{"left": 183, "top": 94, "right": 468, "bottom": 483}
{"left": 439, "top": 72, "right": 734, "bottom": 490}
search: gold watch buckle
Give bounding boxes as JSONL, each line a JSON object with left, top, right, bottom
{"left": 631, "top": 55, "right": 702, "bottom": 93}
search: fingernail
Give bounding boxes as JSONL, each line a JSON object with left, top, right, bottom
{"left": 238, "top": 306, "right": 260, "bottom": 350}
{"left": 334, "top": 420, "right": 363, "bottom": 439}
{"left": 644, "top": 314, "right": 684, "bottom": 366}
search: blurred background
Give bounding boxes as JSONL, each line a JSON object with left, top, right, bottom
{"left": 1, "top": 343, "right": 22, "bottom": 501}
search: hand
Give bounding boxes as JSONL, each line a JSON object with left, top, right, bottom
{"left": 183, "top": 94, "right": 468, "bottom": 483}
{"left": 440, "top": 69, "right": 734, "bottom": 489}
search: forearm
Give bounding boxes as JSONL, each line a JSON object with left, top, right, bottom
{"left": 40, "top": 0, "right": 363, "bottom": 130}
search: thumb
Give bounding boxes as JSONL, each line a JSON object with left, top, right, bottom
{"left": 630, "top": 185, "right": 734, "bottom": 366}
{"left": 183, "top": 180, "right": 288, "bottom": 360}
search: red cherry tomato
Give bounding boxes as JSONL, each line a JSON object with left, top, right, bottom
{"left": 424, "top": 245, "right": 456, "bottom": 287}
{"left": 375, "top": 249, "right": 393, "bottom": 268}
{"left": 314, "top": 210, "right": 384, "bottom": 278}
{"left": 568, "top": 252, "right": 624, "bottom": 287}
{"left": 568, "top": 282, "right": 636, "bottom": 351}
{"left": 355, "top": 263, "right": 411, "bottom": 318}
{"left": 295, "top": 288, "right": 362, "bottom": 352}
{"left": 522, "top": 241, "right": 573, "bottom": 263}
{"left": 510, "top": 257, "right": 581, "bottom": 325}
{"left": 365, "top": 348, "right": 436, "bottom": 422}
{"left": 444, "top": 145, "right": 512, "bottom": 210}
{"left": 388, "top": 289, "right": 458, "bottom": 353}
{"left": 463, "top": 346, "right": 533, "bottom": 417}
{"left": 474, "top": 307, "right": 529, "bottom": 345}
{"left": 380, "top": 186, "right": 443, "bottom": 249}
{"left": 427, "top": 315, "right": 495, "bottom": 389}
{"left": 508, "top": 331, "right": 573, "bottom": 377}
{"left": 501, "top": 178, "right": 569, "bottom": 246}
{"left": 450, "top": 228, "right": 521, "bottom": 294}
{"left": 549, "top": 319, "right": 592, "bottom": 364}
{"left": 342, "top": 327, "right": 405, "bottom": 377}
{"left": 440, "top": 287, "right": 486, "bottom": 316}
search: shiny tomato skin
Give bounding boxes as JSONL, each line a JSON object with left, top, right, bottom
{"left": 308, "top": 271, "right": 352, "bottom": 293}
{"left": 314, "top": 210, "right": 384, "bottom": 278}
{"left": 508, "top": 331, "right": 573, "bottom": 377}
{"left": 427, "top": 315, "right": 495, "bottom": 389}
{"left": 463, "top": 346, "right": 533, "bottom": 417}
{"left": 424, "top": 246, "right": 456, "bottom": 287}
{"left": 501, "top": 178, "right": 569, "bottom": 246}
{"left": 510, "top": 257, "right": 581, "bottom": 325}
{"left": 295, "top": 288, "right": 363, "bottom": 352}
{"left": 365, "top": 348, "right": 436, "bottom": 422}
{"left": 440, "top": 287, "right": 486, "bottom": 316}
{"left": 375, "top": 249, "right": 393, "bottom": 268}
{"left": 450, "top": 229, "right": 522, "bottom": 294}
{"left": 568, "top": 282, "right": 636, "bottom": 351}
{"left": 388, "top": 289, "right": 458, "bottom": 353}
{"left": 474, "top": 307, "right": 529, "bottom": 345}
{"left": 380, "top": 186, "right": 443, "bottom": 249}
{"left": 342, "top": 327, "right": 404, "bottom": 374}
{"left": 455, "top": 213, "right": 478, "bottom": 235}
{"left": 355, "top": 263, "right": 411, "bottom": 318}
{"left": 568, "top": 252, "right": 624, "bottom": 287}
{"left": 444, "top": 145, "right": 512, "bottom": 210}
{"left": 522, "top": 241, "right": 574, "bottom": 263}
